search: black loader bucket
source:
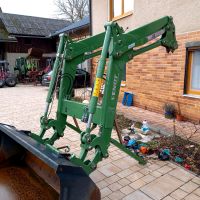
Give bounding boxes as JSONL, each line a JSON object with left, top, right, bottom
{"left": 0, "top": 124, "right": 100, "bottom": 200}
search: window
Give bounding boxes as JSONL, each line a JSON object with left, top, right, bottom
{"left": 186, "top": 49, "right": 200, "bottom": 95}
{"left": 110, "top": 0, "right": 134, "bottom": 21}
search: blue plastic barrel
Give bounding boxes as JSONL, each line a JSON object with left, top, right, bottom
{"left": 122, "top": 92, "right": 134, "bottom": 106}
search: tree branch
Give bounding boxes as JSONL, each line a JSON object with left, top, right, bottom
{"left": 55, "top": 0, "right": 89, "bottom": 22}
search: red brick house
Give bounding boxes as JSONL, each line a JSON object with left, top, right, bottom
{"left": 90, "top": 0, "right": 200, "bottom": 120}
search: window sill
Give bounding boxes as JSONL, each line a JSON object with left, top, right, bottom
{"left": 112, "top": 11, "right": 133, "bottom": 22}
{"left": 183, "top": 94, "right": 200, "bottom": 99}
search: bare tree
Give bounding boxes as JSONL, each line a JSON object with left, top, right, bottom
{"left": 55, "top": 0, "right": 89, "bottom": 22}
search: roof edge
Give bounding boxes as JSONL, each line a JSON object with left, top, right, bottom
{"left": 50, "top": 16, "right": 90, "bottom": 37}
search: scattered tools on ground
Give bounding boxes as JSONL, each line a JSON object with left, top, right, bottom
{"left": 158, "top": 148, "right": 170, "bottom": 161}
{"left": 122, "top": 120, "right": 153, "bottom": 157}
{"left": 121, "top": 117, "right": 200, "bottom": 175}
{"left": 141, "top": 120, "right": 150, "bottom": 134}
{"left": 175, "top": 156, "right": 184, "bottom": 163}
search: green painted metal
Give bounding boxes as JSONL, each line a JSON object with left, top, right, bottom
{"left": 110, "top": 138, "right": 146, "bottom": 165}
{"left": 32, "top": 16, "right": 178, "bottom": 174}
{"left": 65, "top": 32, "right": 105, "bottom": 60}
{"left": 62, "top": 100, "right": 102, "bottom": 124}
{"left": 46, "top": 34, "right": 67, "bottom": 105}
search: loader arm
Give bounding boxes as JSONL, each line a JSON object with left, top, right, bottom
{"left": 33, "top": 16, "right": 177, "bottom": 176}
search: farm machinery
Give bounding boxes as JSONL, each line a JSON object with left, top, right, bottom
{"left": 0, "top": 16, "right": 177, "bottom": 199}
{"left": 0, "top": 60, "right": 17, "bottom": 88}
{"left": 14, "top": 49, "right": 54, "bottom": 84}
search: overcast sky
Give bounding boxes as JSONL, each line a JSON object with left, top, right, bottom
{"left": 0, "top": 0, "right": 59, "bottom": 18}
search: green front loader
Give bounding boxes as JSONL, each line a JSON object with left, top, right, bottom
{"left": 0, "top": 16, "right": 177, "bottom": 200}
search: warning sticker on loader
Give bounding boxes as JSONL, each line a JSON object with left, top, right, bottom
{"left": 93, "top": 77, "right": 103, "bottom": 97}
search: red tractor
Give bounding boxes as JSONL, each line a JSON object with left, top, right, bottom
{"left": 0, "top": 60, "right": 17, "bottom": 88}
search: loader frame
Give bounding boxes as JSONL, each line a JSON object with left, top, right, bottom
{"left": 31, "top": 16, "right": 178, "bottom": 174}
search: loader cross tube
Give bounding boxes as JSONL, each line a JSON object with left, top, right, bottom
{"left": 31, "top": 16, "right": 178, "bottom": 174}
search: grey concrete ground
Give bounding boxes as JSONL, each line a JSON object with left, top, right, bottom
{"left": 0, "top": 84, "right": 200, "bottom": 200}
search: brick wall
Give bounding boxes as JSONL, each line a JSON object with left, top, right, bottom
{"left": 92, "top": 31, "right": 200, "bottom": 121}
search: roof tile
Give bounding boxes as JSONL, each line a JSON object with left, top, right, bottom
{"left": 0, "top": 12, "right": 69, "bottom": 37}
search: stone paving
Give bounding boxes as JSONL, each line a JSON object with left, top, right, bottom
{"left": 0, "top": 84, "right": 200, "bottom": 200}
